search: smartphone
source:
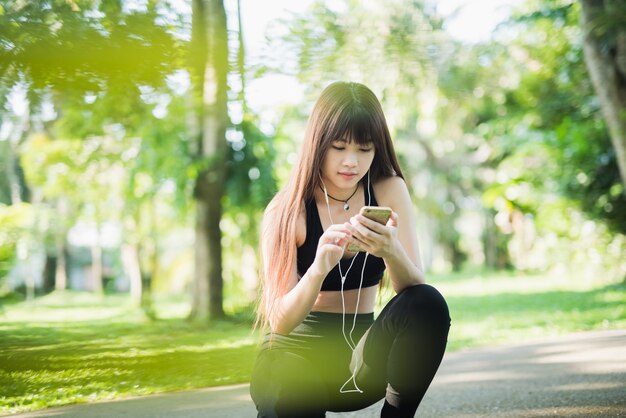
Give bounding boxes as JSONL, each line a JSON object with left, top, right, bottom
{"left": 347, "top": 206, "right": 392, "bottom": 253}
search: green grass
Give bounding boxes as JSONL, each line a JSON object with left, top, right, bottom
{"left": 0, "top": 291, "right": 257, "bottom": 415}
{"left": 0, "top": 270, "right": 625, "bottom": 415}
{"left": 428, "top": 269, "right": 626, "bottom": 351}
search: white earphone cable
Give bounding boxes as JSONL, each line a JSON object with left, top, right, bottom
{"left": 320, "top": 171, "right": 371, "bottom": 394}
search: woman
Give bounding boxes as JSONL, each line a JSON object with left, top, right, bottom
{"left": 250, "top": 81, "right": 450, "bottom": 418}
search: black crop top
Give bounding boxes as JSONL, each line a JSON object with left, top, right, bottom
{"left": 296, "top": 180, "right": 386, "bottom": 291}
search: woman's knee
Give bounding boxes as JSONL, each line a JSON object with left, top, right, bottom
{"left": 397, "top": 283, "right": 450, "bottom": 325}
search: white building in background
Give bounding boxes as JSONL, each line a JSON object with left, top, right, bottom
{"left": 7, "top": 220, "right": 129, "bottom": 293}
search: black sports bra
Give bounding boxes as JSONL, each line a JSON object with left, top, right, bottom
{"left": 296, "top": 180, "right": 386, "bottom": 291}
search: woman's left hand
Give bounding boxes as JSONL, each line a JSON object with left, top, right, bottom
{"left": 344, "top": 211, "right": 400, "bottom": 258}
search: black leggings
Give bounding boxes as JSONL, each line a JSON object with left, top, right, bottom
{"left": 250, "top": 284, "right": 450, "bottom": 417}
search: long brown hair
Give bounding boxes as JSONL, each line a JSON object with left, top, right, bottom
{"left": 257, "top": 81, "right": 404, "bottom": 332}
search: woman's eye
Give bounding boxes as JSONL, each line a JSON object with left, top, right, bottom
{"left": 332, "top": 146, "right": 345, "bottom": 150}
{"left": 360, "top": 148, "right": 372, "bottom": 152}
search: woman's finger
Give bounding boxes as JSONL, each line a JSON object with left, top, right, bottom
{"left": 322, "top": 230, "right": 351, "bottom": 246}
{"left": 326, "top": 223, "right": 352, "bottom": 234}
{"left": 354, "top": 214, "right": 387, "bottom": 234}
{"left": 387, "top": 210, "right": 398, "bottom": 228}
{"left": 345, "top": 220, "right": 375, "bottom": 246}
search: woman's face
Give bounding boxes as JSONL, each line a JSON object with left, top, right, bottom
{"left": 320, "top": 137, "right": 375, "bottom": 190}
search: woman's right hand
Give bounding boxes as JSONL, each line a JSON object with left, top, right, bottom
{"left": 310, "top": 225, "right": 352, "bottom": 277}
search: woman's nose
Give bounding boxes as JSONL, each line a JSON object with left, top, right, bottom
{"left": 343, "top": 153, "right": 358, "bottom": 167}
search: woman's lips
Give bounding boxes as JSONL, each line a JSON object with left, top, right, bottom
{"left": 339, "top": 172, "right": 357, "bottom": 180}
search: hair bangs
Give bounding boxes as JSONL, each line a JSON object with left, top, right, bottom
{"left": 327, "top": 104, "right": 375, "bottom": 147}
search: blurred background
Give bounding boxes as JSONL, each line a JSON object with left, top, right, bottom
{"left": 1, "top": 0, "right": 626, "bottom": 412}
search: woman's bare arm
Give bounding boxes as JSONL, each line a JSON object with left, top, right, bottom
{"left": 381, "top": 177, "right": 425, "bottom": 292}
{"left": 345, "top": 176, "right": 425, "bottom": 293}
{"left": 262, "top": 207, "right": 352, "bottom": 335}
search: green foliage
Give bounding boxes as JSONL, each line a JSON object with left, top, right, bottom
{"left": 219, "top": 117, "right": 279, "bottom": 305}
{"left": 495, "top": 1, "right": 626, "bottom": 233}
{"left": 0, "top": 0, "right": 278, "bottom": 302}
{"left": 431, "top": 0, "right": 626, "bottom": 276}
{"left": 268, "top": 0, "right": 439, "bottom": 110}
{"left": 0, "top": 141, "right": 12, "bottom": 204}
{"left": 0, "top": 203, "right": 33, "bottom": 280}
{"left": 226, "top": 117, "right": 277, "bottom": 216}
{"left": 0, "top": 0, "right": 195, "bottom": 292}
{"left": 0, "top": 0, "right": 184, "bottom": 120}
{"left": 124, "top": 92, "right": 195, "bottom": 221}
{"left": 19, "top": 134, "right": 85, "bottom": 198}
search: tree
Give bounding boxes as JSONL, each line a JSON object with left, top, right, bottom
{"left": 580, "top": 0, "right": 626, "bottom": 187}
{"left": 1, "top": 0, "right": 274, "bottom": 316}
{"left": 465, "top": 0, "right": 626, "bottom": 276}
{"left": 0, "top": 0, "right": 185, "bottom": 302}
{"left": 188, "top": 0, "right": 229, "bottom": 321}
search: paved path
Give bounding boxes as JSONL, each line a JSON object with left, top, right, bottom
{"left": 5, "top": 329, "right": 626, "bottom": 418}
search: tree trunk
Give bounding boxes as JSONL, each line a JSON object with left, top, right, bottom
{"left": 142, "top": 197, "right": 158, "bottom": 318}
{"left": 43, "top": 254, "right": 56, "bottom": 294}
{"left": 54, "top": 198, "right": 69, "bottom": 291}
{"left": 91, "top": 241, "right": 103, "bottom": 293}
{"left": 122, "top": 243, "right": 143, "bottom": 304}
{"left": 6, "top": 140, "right": 23, "bottom": 205}
{"left": 5, "top": 101, "right": 30, "bottom": 205}
{"left": 92, "top": 200, "right": 106, "bottom": 293}
{"left": 482, "top": 208, "right": 512, "bottom": 270}
{"left": 54, "top": 237, "right": 68, "bottom": 291}
{"left": 580, "top": 0, "right": 626, "bottom": 186}
{"left": 236, "top": 0, "right": 247, "bottom": 114}
{"left": 189, "top": 0, "right": 229, "bottom": 321}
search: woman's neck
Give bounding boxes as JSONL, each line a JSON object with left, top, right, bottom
{"left": 314, "top": 181, "right": 365, "bottom": 217}
{"left": 317, "top": 180, "right": 361, "bottom": 202}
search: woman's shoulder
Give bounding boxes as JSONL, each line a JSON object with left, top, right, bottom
{"left": 375, "top": 175, "right": 406, "bottom": 189}
{"left": 263, "top": 192, "right": 307, "bottom": 218}
{"left": 373, "top": 176, "right": 408, "bottom": 199}
{"left": 263, "top": 190, "right": 285, "bottom": 215}
{"left": 262, "top": 193, "right": 307, "bottom": 247}
{"left": 373, "top": 175, "right": 409, "bottom": 206}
